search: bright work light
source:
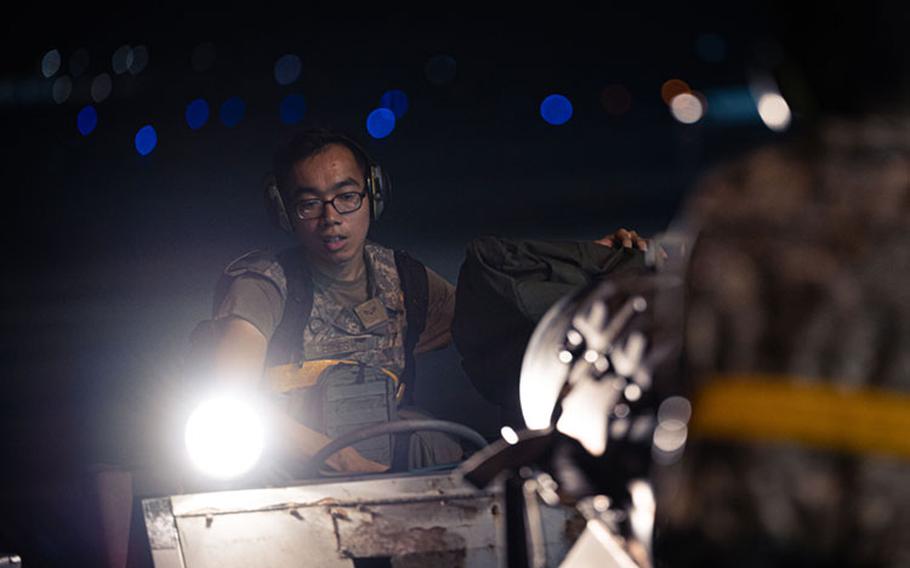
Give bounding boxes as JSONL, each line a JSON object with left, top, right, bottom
{"left": 184, "top": 393, "right": 265, "bottom": 479}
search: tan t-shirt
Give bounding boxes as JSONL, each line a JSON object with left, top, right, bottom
{"left": 214, "top": 253, "right": 455, "bottom": 354}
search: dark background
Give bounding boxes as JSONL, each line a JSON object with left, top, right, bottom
{"left": 0, "top": 5, "right": 786, "bottom": 561}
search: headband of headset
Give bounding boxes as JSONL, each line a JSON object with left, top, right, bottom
{"left": 264, "top": 134, "right": 390, "bottom": 232}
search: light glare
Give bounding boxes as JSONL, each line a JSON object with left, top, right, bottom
{"left": 280, "top": 94, "right": 306, "bottom": 124}
{"left": 624, "top": 384, "right": 642, "bottom": 402}
{"left": 134, "top": 125, "right": 158, "bottom": 156}
{"left": 540, "top": 94, "right": 573, "bottom": 126}
{"left": 41, "top": 49, "right": 61, "bottom": 78}
{"left": 380, "top": 89, "right": 409, "bottom": 119}
{"left": 653, "top": 419, "right": 687, "bottom": 453}
{"left": 661, "top": 79, "right": 690, "bottom": 105}
{"left": 128, "top": 45, "right": 149, "bottom": 75}
{"left": 91, "top": 73, "right": 112, "bottom": 103}
{"left": 670, "top": 93, "right": 704, "bottom": 124}
{"left": 185, "top": 394, "right": 265, "bottom": 479}
{"left": 629, "top": 480, "right": 656, "bottom": 551}
{"left": 77, "top": 105, "right": 98, "bottom": 136}
{"left": 185, "top": 98, "right": 210, "bottom": 130}
{"left": 757, "top": 92, "right": 792, "bottom": 132}
{"left": 220, "top": 96, "right": 246, "bottom": 127}
{"left": 52, "top": 76, "right": 72, "bottom": 104}
{"left": 112, "top": 45, "right": 134, "bottom": 75}
{"left": 274, "top": 54, "right": 302, "bottom": 86}
{"left": 366, "top": 108, "right": 396, "bottom": 139}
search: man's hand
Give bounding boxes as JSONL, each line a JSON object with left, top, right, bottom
{"left": 277, "top": 403, "right": 389, "bottom": 474}
{"left": 595, "top": 228, "right": 649, "bottom": 251}
{"left": 327, "top": 447, "right": 389, "bottom": 474}
{"left": 212, "top": 318, "right": 388, "bottom": 474}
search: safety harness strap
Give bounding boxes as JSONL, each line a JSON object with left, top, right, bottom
{"left": 394, "top": 249, "right": 429, "bottom": 404}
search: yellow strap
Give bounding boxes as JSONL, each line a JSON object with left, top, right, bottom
{"left": 691, "top": 375, "right": 910, "bottom": 460}
{"left": 264, "top": 359, "right": 400, "bottom": 395}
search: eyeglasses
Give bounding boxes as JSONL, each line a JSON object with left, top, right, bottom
{"left": 295, "top": 191, "right": 367, "bottom": 220}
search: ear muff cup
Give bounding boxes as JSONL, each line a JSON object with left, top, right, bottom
{"left": 263, "top": 173, "right": 293, "bottom": 233}
{"left": 365, "top": 163, "right": 390, "bottom": 222}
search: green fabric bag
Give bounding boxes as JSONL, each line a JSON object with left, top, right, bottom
{"left": 453, "top": 236, "right": 647, "bottom": 421}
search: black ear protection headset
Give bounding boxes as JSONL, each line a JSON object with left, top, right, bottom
{"left": 264, "top": 134, "right": 390, "bottom": 233}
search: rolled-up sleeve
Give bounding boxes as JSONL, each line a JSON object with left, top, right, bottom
{"left": 211, "top": 249, "right": 288, "bottom": 340}
{"left": 214, "top": 275, "right": 285, "bottom": 341}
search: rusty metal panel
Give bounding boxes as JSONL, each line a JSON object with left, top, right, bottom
{"left": 147, "top": 474, "right": 577, "bottom": 568}
{"left": 169, "top": 473, "right": 481, "bottom": 517}
{"left": 330, "top": 495, "right": 500, "bottom": 567}
{"left": 175, "top": 506, "right": 349, "bottom": 568}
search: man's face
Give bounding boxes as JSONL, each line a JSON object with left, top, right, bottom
{"left": 287, "top": 143, "right": 370, "bottom": 268}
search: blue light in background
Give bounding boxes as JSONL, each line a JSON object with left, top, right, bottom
{"left": 220, "top": 96, "right": 246, "bottom": 127}
{"left": 540, "top": 94, "right": 573, "bottom": 125}
{"left": 185, "top": 98, "right": 210, "bottom": 130}
{"left": 77, "top": 105, "right": 98, "bottom": 136}
{"left": 366, "top": 108, "right": 395, "bottom": 139}
{"left": 135, "top": 125, "right": 158, "bottom": 156}
{"left": 274, "top": 54, "right": 302, "bottom": 86}
{"left": 696, "top": 33, "right": 727, "bottom": 63}
{"left": 705, "top": 86, "right": 760, "bottom": 124}
{"left": 280, "top": 94, "right": 306, "bottom": 124}
{"left": 380, "top": 89, "right": 409, "bottom": 119}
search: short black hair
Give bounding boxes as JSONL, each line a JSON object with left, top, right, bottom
{"left": 272, "top": 128, "right": 371, "bottom": 195}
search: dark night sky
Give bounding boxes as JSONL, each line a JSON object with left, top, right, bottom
{"left": 1, "top": 7, "right": 780, "bottom": 473}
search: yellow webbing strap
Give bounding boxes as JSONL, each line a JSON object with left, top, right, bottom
{"left": 264, "top": 359, "right": 402, "bottom": 399}
{"left": 691, "top": 375, "right": 910, "bottom": 460}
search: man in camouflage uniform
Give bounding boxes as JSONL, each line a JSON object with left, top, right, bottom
{"left": 209, "top": 130, "right": 461, "bottom": 474}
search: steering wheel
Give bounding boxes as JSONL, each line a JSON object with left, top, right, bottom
{"left": 309, "top": 419, "right": 488, "bottom": 477}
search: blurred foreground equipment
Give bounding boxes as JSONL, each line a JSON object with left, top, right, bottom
{"left": 459, "top": 270, "right": 686, "bottom": 568}
{"left": 654, "top": 112, "right": 910, "bottom": 567}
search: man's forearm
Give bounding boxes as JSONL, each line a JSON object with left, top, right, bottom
{"left": 210, "top": 317, "right": 384, "bottom": 473}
